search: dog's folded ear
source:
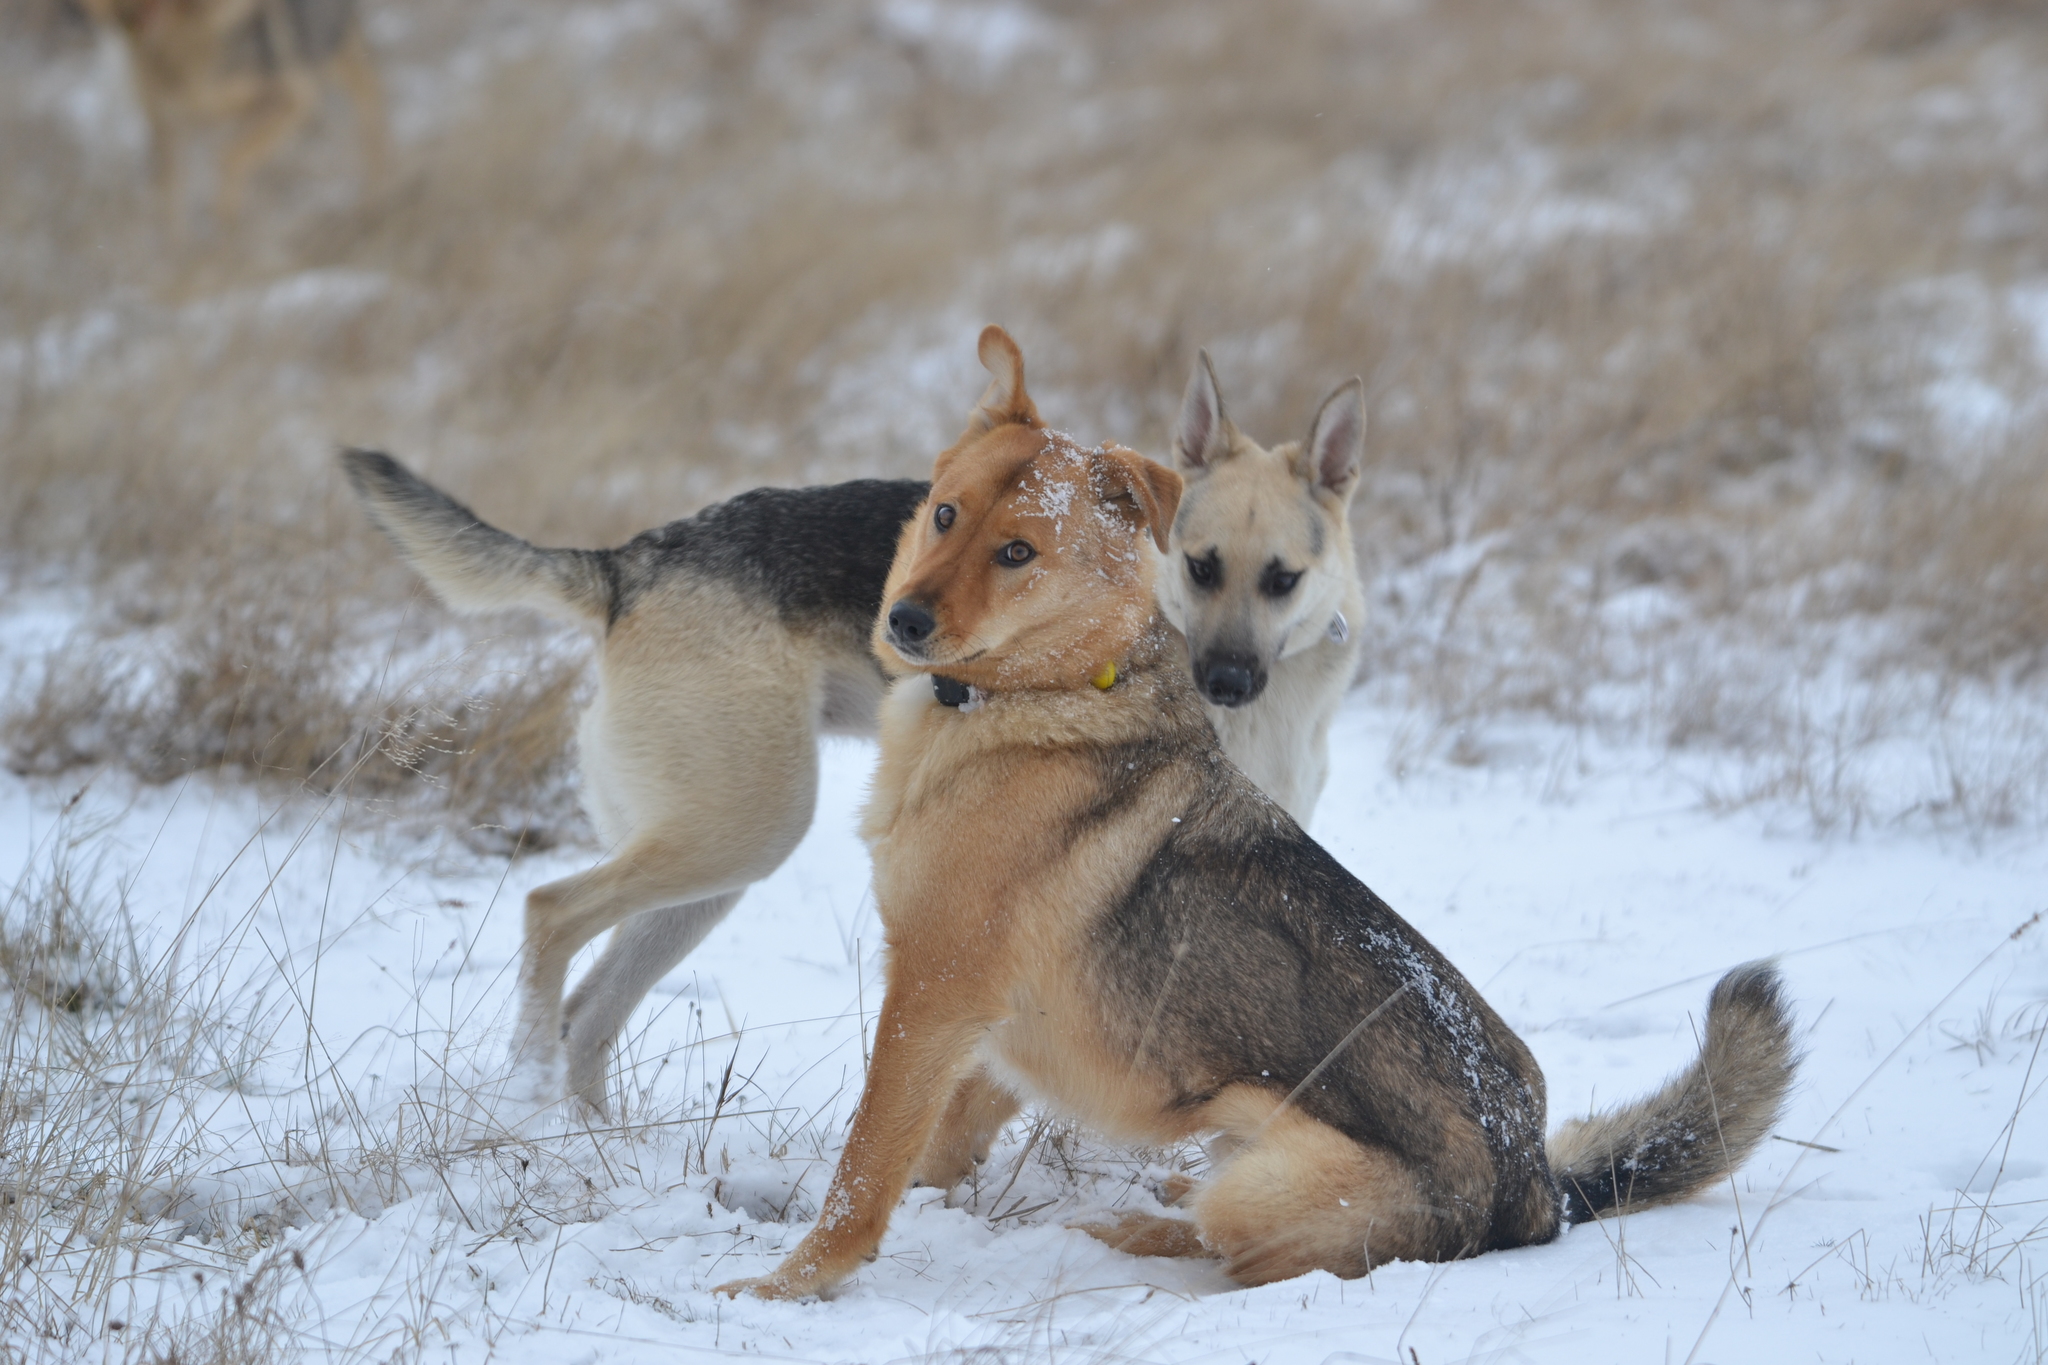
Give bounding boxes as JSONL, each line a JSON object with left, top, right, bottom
{"left": 1094, "top": 446, "right": 1184, "bottom": 554}
{"left": 1298, "top": 377, "right": 1366, "bottom": 503}
{"left": 1172, "top": 350, "right": 1236, "bottom": 474}
{"left": 961, "top": 325, "right": 1042, "bottom": 439}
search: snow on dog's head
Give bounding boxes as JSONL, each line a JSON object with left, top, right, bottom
{"left": 876, "top": 325, "right": 1180, "bottom": 693}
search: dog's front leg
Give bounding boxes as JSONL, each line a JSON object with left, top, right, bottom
{"left": 911, "top": 1067, "right": 1021, "bottom": 1196}
{"left": 715, "top": 973, "right": 991, "bottom": 1300}
{"left": 143, "top": 102, "right": 181, "bottom": 235}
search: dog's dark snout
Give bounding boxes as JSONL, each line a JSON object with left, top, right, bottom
{"left": 887, "top": 599, "right": 937, "bottom": 648}
{"left": 1199, "top": 655, "right": 1264, "bottom": 708}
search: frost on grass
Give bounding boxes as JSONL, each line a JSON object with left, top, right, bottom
{"left": 0, "top": 789, "right": 846, "bottom": 1362}
{"left": 0, "top": 692, "right": 2040, "bottom": 1360}
{"left": 8, "top": 1, "right": 2048, "bottom": 835}
{"left": 4, "top": 0, "right": 2048, "bottom": 1357}
{"left": 1, "top": 590, "right": 591, "bottom": 855}
{"left": 0, "top": 798, "right": 279, "bottom": 1354}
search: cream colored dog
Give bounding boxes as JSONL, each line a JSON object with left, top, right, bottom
{"left": 1155, "top": 353, "right": 1369, "bottom": 824}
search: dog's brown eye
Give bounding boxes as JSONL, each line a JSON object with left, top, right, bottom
{"left": 934, "top": 504, "right": 956, "bottom": 531}
{"left": 999, "top": 540, "right": 1036, "bottom": 566}
{"left": 1186, "top": 552, "right": 1219, "bottom": 589}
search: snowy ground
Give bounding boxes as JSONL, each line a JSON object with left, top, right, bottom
{"left": 8, "top": 2, "right": 2048, "bottom": 1358}
{"left": 3, "top": 690, "right": 2044, "bottom": 1364}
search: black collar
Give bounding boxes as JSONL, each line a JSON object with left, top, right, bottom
{"left": 933, "top": 675, "right": 973, "bottom": 708}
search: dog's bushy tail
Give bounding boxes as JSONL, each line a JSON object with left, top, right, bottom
{"left": 341, "top": 449, "right": 613, "bottom": 626}
{"left": 1548, "top": 962, "right": 1797, "bottom": 1225}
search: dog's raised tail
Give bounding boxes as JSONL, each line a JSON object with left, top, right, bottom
{"left": 342, "top": 449, "right": 613, "bottom": 626}
{"left": 1548, "top": 961, "right": 1797, "bottom": 1225}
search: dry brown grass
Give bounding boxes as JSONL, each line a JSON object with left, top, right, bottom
{"left": 5, "top": 0, "right": 2048, "bottom": 830}
{"left": 0, "top": 796, "right": 282, "bottom": 1358}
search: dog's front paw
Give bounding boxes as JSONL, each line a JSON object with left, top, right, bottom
{"left": 713, "top": 1273, "right": 810, "bottom": 1301}
{"left": 1070, "top": 1210, "right": 1211, "bottom": 1260}
{"left": 907, "top": 1153, "right": 976, "bottom": 1194}
{"left": 502, "top": 1047, "right": 567, "bottom": 1124}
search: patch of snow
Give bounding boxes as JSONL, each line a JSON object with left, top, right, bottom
{"left": 878, "top": 0, "right": 1059, "bottom": 75}
{"left": 1006, "top": 224, "right": 1143, "bottom": 286}
{"left": 24, "top": 35, "right": 147, "bottom": 155}
{"left": 2005, "top": 278, "right": 2048, "bottom": 371}
{"left": 2, "top": 663, "right": 2043, "bottom": 1360}
{"left": 1841, "top": 272, "right": 2048, "bottom": 470}
{"left": 1381, "top": 146, "right": 1686, "bottom": 269}
{"left": 801, "top": 308, "right": 990, "bottom": 476}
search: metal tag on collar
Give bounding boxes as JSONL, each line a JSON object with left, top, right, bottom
{"left": 1326, "top": 611, "right": 1349, "bottom": 645}
{"left": 933, "top": 675, "right": 973, "bottom": 708}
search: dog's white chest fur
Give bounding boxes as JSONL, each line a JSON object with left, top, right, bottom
{"left": 1207, "top": 622, "right": 1361, "bottom": 824}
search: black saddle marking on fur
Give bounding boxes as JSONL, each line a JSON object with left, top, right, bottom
{"left": 1088, "top": 761, "right": 1559, "bottom": 1253}
{"left": 608, "top": 479, "right": 930, "bottom": 633}
{"left": 933, "top": 676, "right": 972, "bottom": 707}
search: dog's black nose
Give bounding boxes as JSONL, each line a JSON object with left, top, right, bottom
{"left": 1199, "top": 657, "right": 1263, "bottom": 707}
{"left": 888, "top": 599, "right": 936, "bottom": 648}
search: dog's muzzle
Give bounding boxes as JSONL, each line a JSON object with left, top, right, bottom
{"left": 886, "top": 598, "right": 937, "bottom": 658}
{"left": 1196, "top": 652, "right": 1266, "bottom": 707}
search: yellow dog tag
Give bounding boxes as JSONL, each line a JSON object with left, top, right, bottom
{"left": 1091, "top": 661, "right": 1118, "bottom": 691}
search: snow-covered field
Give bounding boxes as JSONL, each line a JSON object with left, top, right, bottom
{"left": 4, "top": 692, "right": 2042, "bottom": 1363}
{"left": 7, "top": 2, "right": 2048, "bottom": 1359}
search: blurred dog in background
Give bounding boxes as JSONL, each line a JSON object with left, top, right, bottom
{"left": 80, "top": 0, "right": 386, "bottom": 228}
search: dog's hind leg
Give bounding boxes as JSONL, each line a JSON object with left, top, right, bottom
{"left": 143, "top": 102, "right": 182, "bottom": 235}
{"left": 331, "top": 25, "right": 387, "bottom": 192}
{"left": 1072, "top": 1210, "right": 1211, "bottom": 1261}
{"left": 518, "top": 607, "right": 823, "bottom": 1111}
{"left": 513, "top": 688, "right": 821, "bottom": 1109}
{"left": 562, "top": 891, "right": 744, "bottom": 1117}
{"left": 1186, "top": 1086, "right": 1450, "bottom": 1284}
{"left": 216, "top": 70, "right": 315, "bottom": 222}
{"left": 513, "top": 832, "right": 786, "bottom": 1106}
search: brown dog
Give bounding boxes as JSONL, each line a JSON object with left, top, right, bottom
{"left": 81, "top": 0, "right": 386, "bottom": 228}
{"left": 716, "top": 326, "right": 1797, "bottom": 1298}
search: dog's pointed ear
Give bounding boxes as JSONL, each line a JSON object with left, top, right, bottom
{"left": 1095, "top": 445, "right": 1184, "bottom": 554}
{"left": 1172, "top": 350, "right": 1234, "bottom": 474}
{"left": 961, "top": 325, "right": 1040, "bottom": 439}
{"left": 1299, "top": 377, "right": 1366, "bottom": 504}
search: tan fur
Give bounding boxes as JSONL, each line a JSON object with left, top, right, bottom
{"left": 512, "top": 580, "right": 888, "bottom": 1102}
{"left": 1072, "top": 1083, "right": 1445, "bottom": 1280}
{"left": 714, "top": 330, "right": 1445, "bottom": 1298}
{"left": 717, "top": 329, "right": 1795, "bottom": 1300}
{"left": 1182, "top": 1087, "right": 1437, "bottom": 1280}
{"left": 342, "top": 333, "right": 1356, "bottom": 1124}
{"left": 343, "top": 447, "right": 914, "bottom": 1115}
{"left": 715, "top": 329, "right": 1207, "bottom": 1297}
{"left": 909, "top": 1068, "right": 1021, "bottom": 1192}
{"left": 80, "top": 0, "right": 386, "bottom": 229}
